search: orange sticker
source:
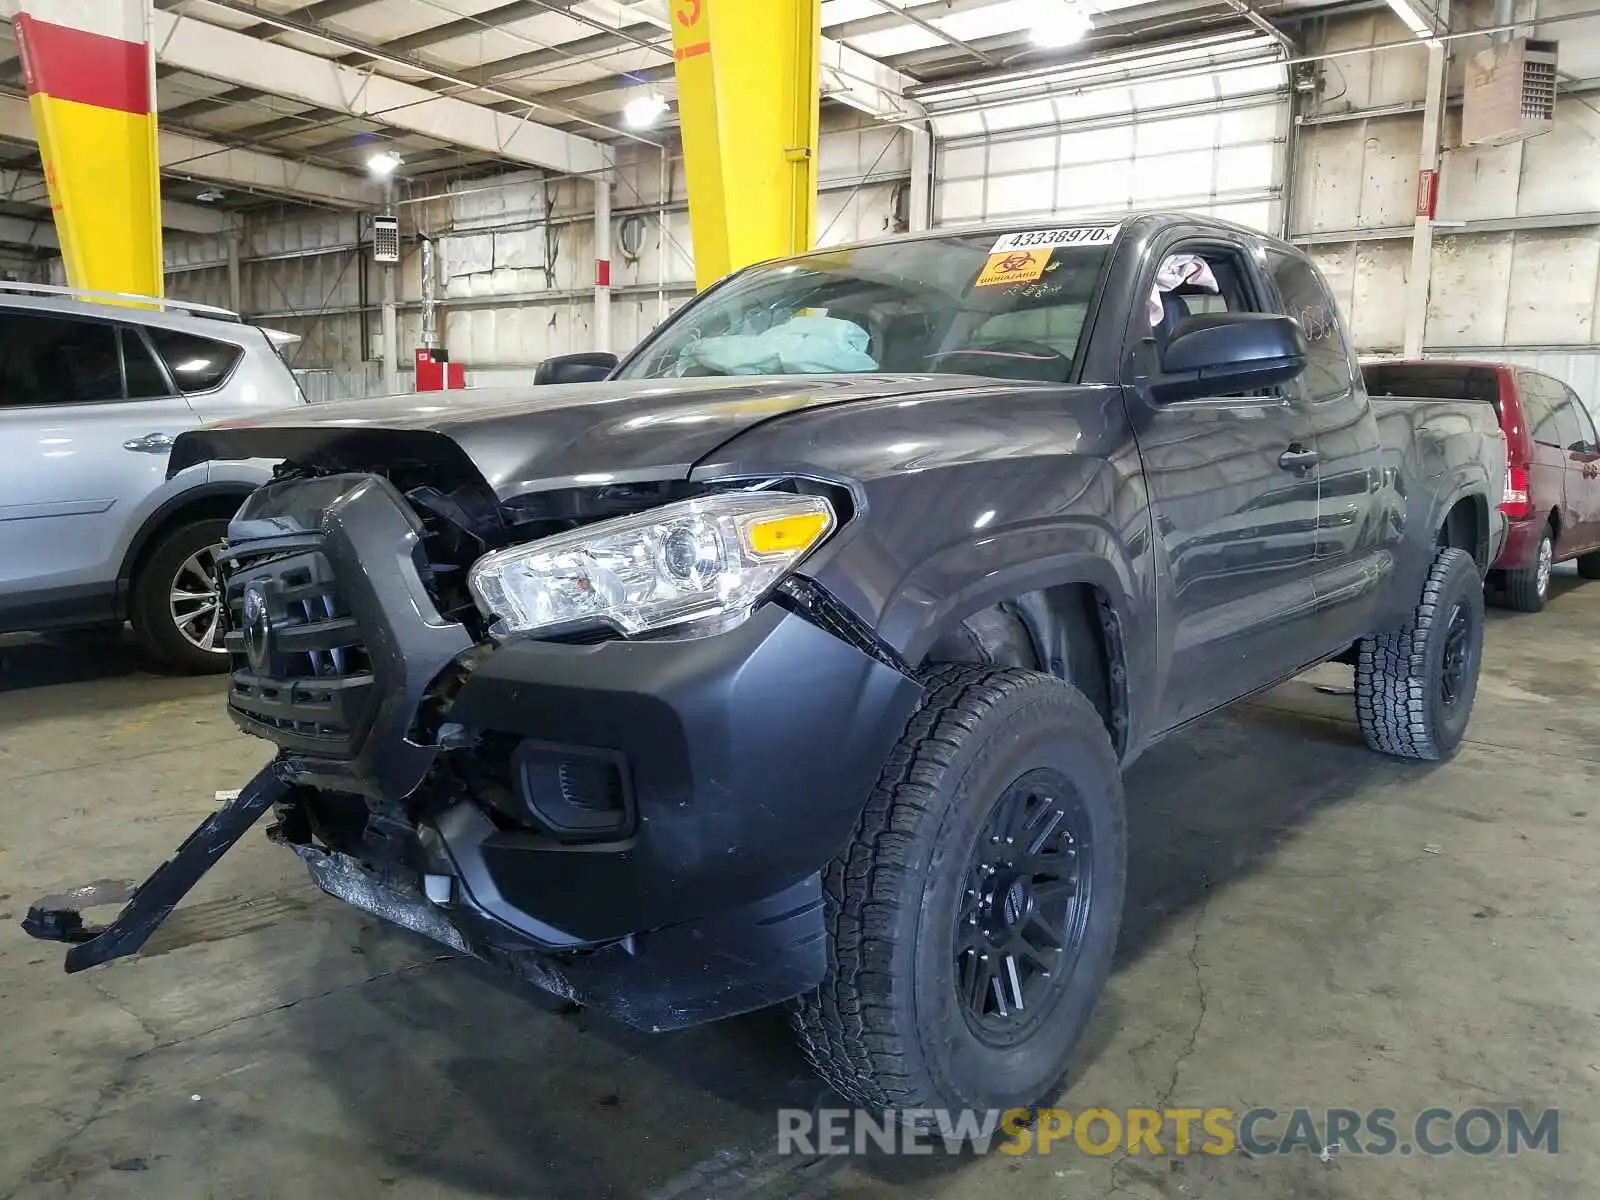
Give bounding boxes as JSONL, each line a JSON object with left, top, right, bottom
{"left": 976, "top": 249, "right": 1050, "bottom": 287}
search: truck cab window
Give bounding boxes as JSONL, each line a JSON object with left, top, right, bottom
{"left": 1149, "top": 250, "right": 1249, "bottom": 356}
{"left": 1267, "top": 249, "right": 1351, "bottom": 404}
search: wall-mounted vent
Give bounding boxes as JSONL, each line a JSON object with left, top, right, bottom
{"left": 371, "top": 214, "right": 400, "bottom": 264}
{"left": 1462, "top": 38, "right": 1558, "bottom": 147}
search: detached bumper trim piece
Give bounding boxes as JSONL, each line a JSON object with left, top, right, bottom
{"left": 22, "top": 766, "right": 289, "bottom": 973}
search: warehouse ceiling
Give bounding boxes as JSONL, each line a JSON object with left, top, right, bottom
{"left": 0, "top": 0, "right": 1371, "bottom": 245}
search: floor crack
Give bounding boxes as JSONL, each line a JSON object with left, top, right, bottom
{"left": 89, "top": 979, "right": 162, "bottom": 1047}
{"left": 1106, "top": 874, "right": 1212, "bottom": 1198}
{"left": 1157, "top": 872, "right": 1212, "bottom": 1114}
{"left": 127, "top": 955, "right": 451, "bottom": 1064}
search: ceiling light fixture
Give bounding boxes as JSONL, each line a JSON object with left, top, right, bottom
{"left": 366, "top": 150, "right": 403, "bottom": 178}
{"left": 624, "top": 91, "right": 668, "bottom": 130}
{"left": 1385, "top": 0, "right": 1437, "bottom": 37}
{"left": 1030, "top": 0, "right": 1094, "bottom": 49}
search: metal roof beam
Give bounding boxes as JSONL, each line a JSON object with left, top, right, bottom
{"left": 152, "top": 6, "right": 612, "bottom": 175}
{"left": 0, "top": 92, "right": 382, "bottom": 207}
{"left": 0, "top": 213, "right": 55, "bottom": 249}
{"left": 0, "top": 167, "right": 238, "bottom": 232}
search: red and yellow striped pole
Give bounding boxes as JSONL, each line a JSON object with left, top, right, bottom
{"left": 10, "top": 0, "right": 163, "bottom": 298}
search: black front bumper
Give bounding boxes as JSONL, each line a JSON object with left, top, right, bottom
{"left": 26, "top": 472, "right": 924, "bottom": 1028}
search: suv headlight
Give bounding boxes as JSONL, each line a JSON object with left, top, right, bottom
{"left": 467, "top": 492, "right": 836, "bottom": 637}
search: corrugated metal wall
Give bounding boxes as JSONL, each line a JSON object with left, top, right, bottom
{"left": 156, "top": 111, "right": 908, "bottom": 394}
{"left": 1296, "top": 0, "right": 1600, "bottom": 404}
{"left": 151, "top": 3, "right": 1600, "bottom": 412}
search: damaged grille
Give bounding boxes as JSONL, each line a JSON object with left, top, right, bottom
{"left": 223, "top": 538, "right": 377, "bottom": 756}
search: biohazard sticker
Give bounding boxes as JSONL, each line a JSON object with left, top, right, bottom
{"left": 975, "top": 249, "right": 1051, "bottom": 287}
{"left": 990, "top": 225, "right": 1121, "bottom": 254}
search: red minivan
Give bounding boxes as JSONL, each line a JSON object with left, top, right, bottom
{"left": 1363, "top": 360, "right": 1600, "bottom": 612}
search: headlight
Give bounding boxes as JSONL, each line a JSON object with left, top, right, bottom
{"left": 467, "top": 491, "right": 837, "bottom": 637}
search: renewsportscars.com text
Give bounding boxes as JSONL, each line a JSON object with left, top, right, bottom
{"left": 778, "top": 1106, "right": 1560, "bottom": 1158}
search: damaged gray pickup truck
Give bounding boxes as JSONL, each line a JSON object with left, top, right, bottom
{"left": 25, "top": 213, "right": 1506, "bottom": 1119}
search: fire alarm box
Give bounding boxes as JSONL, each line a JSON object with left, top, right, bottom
{"left": 415, "top": 348, "right": 465, "bottom": 391}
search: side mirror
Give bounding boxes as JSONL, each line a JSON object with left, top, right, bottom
{"left": 534, "top": 351, "right": 618, "bottom": 386}
{"left": 1150, "top": 312, "right": 1308, "bottom": 404}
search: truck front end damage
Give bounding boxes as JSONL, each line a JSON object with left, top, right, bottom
{"left": 25, "top": 452, "right": 923, "bottom": 1031}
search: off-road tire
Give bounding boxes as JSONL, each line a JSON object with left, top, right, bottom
{"left": 791, "top": 664, "right": 1126, "bottom": 1117}
{"left": 1501, "top": 525, "right": 1553, "bottom": 612}
{"left": 1356, "top": 547, "right": 1484, "bottom": 761}
{"left": 131, "top": 518, "right": 231, "bottom": 675}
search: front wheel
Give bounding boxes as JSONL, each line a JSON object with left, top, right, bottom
{"left": 1355, "top": 547, "right": 1485, "bottom": 761}
{"left": 792, "top": 665, "right": 1126, "bottom": 1117}
{"left": 130, "top": 519, "right": 231, "bottom": 675}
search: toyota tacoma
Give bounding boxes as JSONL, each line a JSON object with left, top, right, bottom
{"left": 24, "top": 214, "right": 1506, "bottom": 1118}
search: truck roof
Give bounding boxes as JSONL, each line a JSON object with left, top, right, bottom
{"left": 832, "top": 210, "right": 1293, "bottom": 256}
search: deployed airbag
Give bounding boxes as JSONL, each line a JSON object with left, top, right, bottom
{"left": 681, "top": 315, "right": 879, "bottom": 375}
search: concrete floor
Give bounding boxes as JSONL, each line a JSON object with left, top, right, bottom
{"left": 2, "top": 570, "right": 1596, "bottom": 1200}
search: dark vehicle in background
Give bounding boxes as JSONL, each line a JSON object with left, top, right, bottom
{"left": 29, "top": 215, "right": 1505, "bottom": 1122}
{"left": 1364, "top": 360, "right": 1600, "bottom": 612}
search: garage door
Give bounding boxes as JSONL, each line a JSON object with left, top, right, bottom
{"left": 924, "top": 31, "right": 1290, "bottom": 235}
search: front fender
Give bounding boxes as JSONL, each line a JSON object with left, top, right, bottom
{"left": 879, "top": 519, "right": 1144, "bottom": 668}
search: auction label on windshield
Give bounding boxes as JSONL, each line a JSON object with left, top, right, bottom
{"left": 975, "top": 249, "right": 1051, "bottom": 287}
{"left": 990, "top": 225, "right": 1121, "bottom": 253}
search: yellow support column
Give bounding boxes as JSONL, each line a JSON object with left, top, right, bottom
{"left": 10, "top": 0, "right": 163, "bottom": 298}
{"left": 671, "top": 0, "right": 821, "bottom": 290}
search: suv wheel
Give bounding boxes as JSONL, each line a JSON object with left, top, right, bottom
{"left": 131, "top": 519, "right": 231, "bottom": 675}
{"left": 1501, "top": 525, "right": 1553, "bottom": 612}
{"left": 1355, "top": 547, "right": 1484, "bottom": 761}
{"left": 792, "top": 664, "right": 1126, "bottom": 1117}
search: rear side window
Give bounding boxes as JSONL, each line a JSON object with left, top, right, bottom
{"left": 1520, "top": 373, "right": 1562, "bottom": 447}
{"left": 1568, "top": 386, "right": 1599, "bottom": 451}
{"left": 120, "top": 329, "right": 172, "bottom": 399}
{"left": 0, "top": 311, "right": 122, "bottom": 406}
{"left": 1267, "top": 250, "right": 1351, "bottom": 403}
{"left": 1552, "top": 390, "right": 1584, "bottom": 451}
{"left": 145, "top": 327, "right": 243, "bottom": 393}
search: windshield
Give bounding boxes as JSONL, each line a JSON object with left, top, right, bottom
{"left": 616, "top": 227, "right": 1118, "bottom": 385}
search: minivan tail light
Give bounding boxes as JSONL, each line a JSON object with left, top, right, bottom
{"left": 1502, "top": 464, "right": 1531, "bottom": 518}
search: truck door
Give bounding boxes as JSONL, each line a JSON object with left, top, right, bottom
{"left": 1122, "top": 234, "right": 1322, "bottom": 730}
{"left": 0, "top": 312, "right": 199, "bottom": 625}
{"left": 1263, "top": 247, "right": 1390, "bottom": 651}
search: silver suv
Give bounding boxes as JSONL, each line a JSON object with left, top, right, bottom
{"left": 0, "top": 283, "right": 307, "bottom": 672}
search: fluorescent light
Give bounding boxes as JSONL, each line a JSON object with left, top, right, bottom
{"left": 366, "top": 150, "right": 402, "bottom": 178}
{"left": 1030, "top": 0, "right": 1094, "bottom": 48}
{"left": 624, "top": 92, "right": 668, "bottom": 129}
{"left": 1386, "top": 0, "right": 1435, "bottom": 37}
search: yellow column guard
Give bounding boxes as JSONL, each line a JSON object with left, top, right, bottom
{"left": 671, "top": 0, "right": 822, "bottom": 291}
{"left": 12, "top": 5, "right": 163, "bottom": 299}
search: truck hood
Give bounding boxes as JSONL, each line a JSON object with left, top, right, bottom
{"left": 170, "top": 374, "right": 978, "bottom": 499}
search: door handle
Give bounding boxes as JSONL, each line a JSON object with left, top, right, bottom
{"left": 1278, "top": 444, "right": 1319, "bottom": 474}
{"left": 123, "top": 432, "right": 176, "bottom": 454}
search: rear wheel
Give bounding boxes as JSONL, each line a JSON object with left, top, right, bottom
{"left": 1356, "top": 547, "right": 1484, "bottom": 761}
{"left": 1577, "top": 550, "right": 1600, "bottom": 580}
{"left": 792, "top": 664, "right": 1126, "bottom": 1117}
{"left": 1501, "top": 525, "right": 1553, "bottom": 612}
{"left": 131, "top": 519, "right": 231, "bottom": 674}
